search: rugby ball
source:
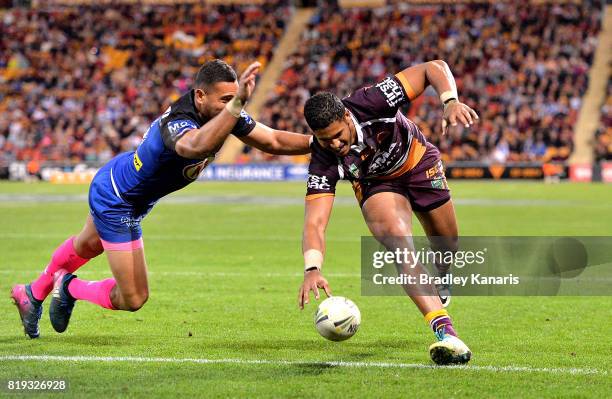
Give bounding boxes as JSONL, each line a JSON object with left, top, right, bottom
{"left": 314, "top": 296, "right": 361, "bottom": 341}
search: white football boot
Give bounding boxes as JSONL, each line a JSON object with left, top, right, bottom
{"left": 429, "top": 332, "right": 472, "bottom": 365}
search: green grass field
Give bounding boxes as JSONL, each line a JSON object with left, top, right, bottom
{"left": 0, "top": 181, "right": 610, "bottom": 398}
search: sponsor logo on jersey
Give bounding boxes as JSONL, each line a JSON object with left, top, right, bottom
{"left": 182, "top": 156, "right": 214, "bottom": 181}
{"left": 240, "top": 110, "right": 253, "bottom": 124}
{"left": 348, "top": 164, "right": 360, "bottom": 178}
{"left": 307, "top": 174, "right": 331, "bottom": 190}
{"left": 120, "top": 215, "right": 143, "bottom": 228}
{"left": 431, "top": 178, "right": 445, "bottom": 189}
{"left": 426, "top": 160, "right": 445, "bottom": 179}
{"left": 376, "top": 77, "right": 405, "bottom": 107}
{"left": 368, "top": 142, "right": 399, "bottom": 174}
{"left": 428, "top": 161, "right": 448, "bottom": 189}
{"left": 168, "top": 119, "right": 197, "bottom": 137}
{"left": 133, "top": 152, "right": 143, "bottom": 171}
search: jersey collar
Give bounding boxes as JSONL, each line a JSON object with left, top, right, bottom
{"left": 348, "top": 110, "right": 366, "bottom": 154}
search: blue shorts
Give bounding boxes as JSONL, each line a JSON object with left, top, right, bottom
{"left": 88, "top": 165, "right": 152, "bottom": 248}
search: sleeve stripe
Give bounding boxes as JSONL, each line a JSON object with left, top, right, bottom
{"left": 305, "top": 193, "right": 335, "bottom": 201}
{"left": 394, "top": 72, "right": 417, "bottom": 100}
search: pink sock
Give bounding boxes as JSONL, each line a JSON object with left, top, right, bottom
{"left": 30, "top": 237, "right": 90, "bottom": 301}
{"left": 67, "top": 278, "right": 116, "bottom": 310}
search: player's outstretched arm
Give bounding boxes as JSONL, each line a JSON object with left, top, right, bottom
{"left": 176, "top": 62, "right": 261, "bottom": 159}
{"left": 395, "top": 60, "right": 479, "bottom": 134}
{"left": 239, "top": 122, "right": 312, "bottom": 155}
{"left": 299, "top": 195, "right": 334, "bottom": 309}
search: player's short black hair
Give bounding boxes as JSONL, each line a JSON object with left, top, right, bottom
{"left": 304, "top": 92, "right": 346, "bottom": 131}
{"left": 194, "top": 59, "right": 237, "bottom": 90}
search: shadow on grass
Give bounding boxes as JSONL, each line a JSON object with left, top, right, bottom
{"left": 203, "top": 337, "right": 416, "bottom": 351}
{"left": 281, "top": 352, "right": 379, "bottom": 376}
{"left": 292, "top": 362, "right": 338, "bottom": 375}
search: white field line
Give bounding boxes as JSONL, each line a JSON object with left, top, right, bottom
{"left": 0, "top": 232, "right": 360, "bottom": 243}
{"left": 0, "top": 355, "right": 606, "bottom": 376}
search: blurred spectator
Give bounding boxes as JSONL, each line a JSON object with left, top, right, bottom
{"left": 1, "top": 1, "right": 604, "bottom": 167}
{"left": 594, "top": 77, "right": 612, "bottom": 161}
{"left": 0, "top": 1, "right": 290, "bottom": 164}
{"left": 255, "top": 1, "right": 602, "bottom": 164}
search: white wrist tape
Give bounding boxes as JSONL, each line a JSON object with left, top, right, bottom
{"left": 304, "top": 249, "right": 323, "bottom": 271}
{"left": 440, "top": 90, "right": 458, "bottom": 104}
{"left": 225, "top": 97, "right": 243, "bottom": 118}
{"left": 308, "top": 135, "right": 314, "bottom": 146}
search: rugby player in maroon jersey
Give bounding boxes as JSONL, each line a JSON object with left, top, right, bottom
{"left": 297, "top": 60, "right": 478, "bottom": 365}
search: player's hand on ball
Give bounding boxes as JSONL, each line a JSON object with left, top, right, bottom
{"left": 237, "top": 61, "right": 261, "bottom": 103}
{"left": 442, "top": 100, "right": 479, "bottom": 135}
{"left": 298, "top": 270, "right": 332, "bottom": 309}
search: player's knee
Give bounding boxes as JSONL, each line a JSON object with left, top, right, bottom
{"left": 122, "top": 292, "right": 149, "bottom": 312}
{"left": 85, "top": 237, "right": 104, "bottom": 256}
{"left": 431, "top": 236, "right": 459, "bottom": 254}
{"left": 376, "top": 234, "right": 413, "bottom": 254}
{"left": 371, "top": 220, "right": 410, "bottom": 238}
{"left": 73, "top": 235, "right": 103, "bottom": 258}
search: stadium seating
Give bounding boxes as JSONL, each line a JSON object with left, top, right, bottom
{"left": 0, "top": 1, "right": 291, "bottom": 165}
{"left": 254, "top": 1, "right": 603, "bottom": 164}
{"left": 0, "top": 1, "right": 605, "bottom": 167}
{"left": 594, "top": 78, "right": 612, "bottom": 161}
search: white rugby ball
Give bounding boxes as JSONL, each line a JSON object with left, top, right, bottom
{"left": 314, "top": 296, "right": 361, "bottom": 341}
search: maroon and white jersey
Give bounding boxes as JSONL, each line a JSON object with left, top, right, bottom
{"left": 306, "top": 75, "right": 429, "bottom": 200}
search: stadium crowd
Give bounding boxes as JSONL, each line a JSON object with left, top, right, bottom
{"left": 254, "top": 1, "right": 602, "bottom": 164}
{"left": 594, "top": 77, "right": 612, "bottom": 162}
{"left": 0, "top": 1, "right": 606, "bottom": 167}
{"left": 0, "top": 1, "right": 290, "bottom": 166}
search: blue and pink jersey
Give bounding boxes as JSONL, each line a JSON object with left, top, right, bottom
{"left": 89, "top": 90, "right": 256, "bottom": 247}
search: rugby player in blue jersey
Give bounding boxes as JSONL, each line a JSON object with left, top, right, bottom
{"left": 11, "top": 60, "right": 312, "bottom": 338}
{"left": 296, "top": 61, "right": 478, "bottom": 365}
